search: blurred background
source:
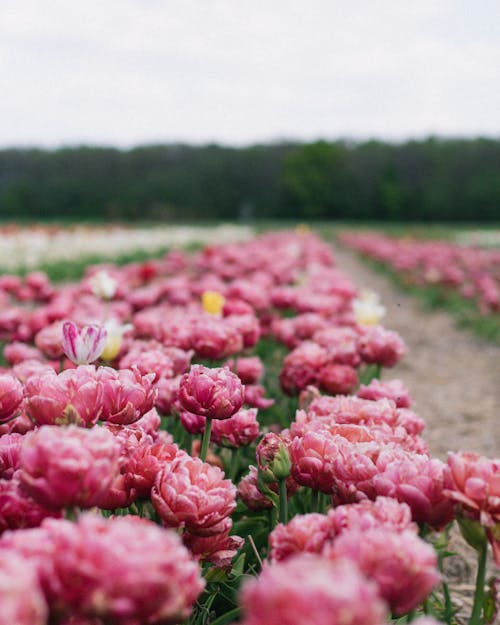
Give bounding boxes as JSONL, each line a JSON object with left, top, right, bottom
{"left": 0, "top": 0, "right": 499, "bottom": 223}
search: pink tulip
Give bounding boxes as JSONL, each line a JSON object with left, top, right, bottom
{"left": 96, "top": 366, "right": 157, "bottom": 425}
{"left": 25, "top": 365, "right": 103, "bottom": 427}
{"left": 210, "top": 408, "right": 260, "bottom": 447}
{"left": 358, "top": 325, "right": 406, "bottom": 367}
{"left": 0, "top": 475, "right": 61, "bottom": 533}
{"left": 328, "top": 496, "right": 417, "bottom": 535}
{"left": 238, "top": 465, "right": 274, "bottom": 511}
{"left": 226, "top": 356, "right": 264, "bottom": 384}
{"left": 184, "top": 525, "right": 244, "bottom": 568}
{"left": 152, "top": 455, "right": 237, "bottom": 536}
{"left": 0, "top": 433, "right": 23, "bottom": 479}
{"left": 357, "top": 378, "right": 413, "bottom": 408}
{"left": 0, "top": 374, "right": 23, "bottom": 423}
{"left": 317, "top": 363, "right": 358, "bottom": 395}
{"left": 0, "top": 551, "right": 48, "bottom": 625}
{"left": 3, "top": 341, "right": 43, "bottom": 365}
{"left": 240, "top": 554, "right": 387, "bottom": 625}
{"left": 19, "top": 425, "right": 121, "bottom": 510}
{"left": 269, "top": 513, "right": 335, "bottom": 562}
{"left": 279, "top": 341, "right": 329, "bottom": 395}
{"left": 373, "top": 450, "right": 455, "bottom": 530}
{"left": 243, "top": 384, "right": 275, "bottom": 409}
{"left": 179, "top": 365, "right": 244, "bottom": 420}
{"left": 325, "top": 528, "right": 440, "bottom": 615}
{"left": 34, "top": 321, "right": 65, "bottom": 359}
{"left": 61, "top": 320, "right": 107, "bottom": 365}
{"left": 446, "top": 452, "right": 500, "bottom": 563}
{"left": 127, "top": 439, "right": 185, "bottom": 499}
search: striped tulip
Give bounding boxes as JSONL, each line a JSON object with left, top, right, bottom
{"left": 61, "top": 321, "right": 107, "bottom": 365}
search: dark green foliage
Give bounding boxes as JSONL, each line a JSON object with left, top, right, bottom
{"left": 1, "top": 138, "right": 500, "bottom": 222}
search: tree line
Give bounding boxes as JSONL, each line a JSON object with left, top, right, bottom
{"left": 0, "top": 138, "right": 499, "bottom": 222}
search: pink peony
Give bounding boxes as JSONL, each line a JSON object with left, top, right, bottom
{"left": 226, "top": 356, "right": 264, "bottom": 384}
{"left": 0, "top": 374, "right": 23, "bottom": 423}
{"left": 179, "top": 365, "right": 244, "bottom": 420}
{"left": 10, "top": 514, "right": 204, "bottom": 624}
{"left": 358, "top": 325, "right": 406, "bottom": 367}
{"left": 0, "top": 551, "right": 48, "bottom": 625}
{"left": 268, "top": 513, "right": 334, "bottom": 562}
{"left": 325, "top": 528, "right": 440, "bottom": 615}
{"left": 183, "top": 526, "right": 244, "bottom": 568}
{"left": 152, "top": 455, "right": 237, "bottom": 535}
{"left": 25, "top": 365, "right": 103, "bottom": 427}
{"left": 61, "top": 321, "right": 107, "bottom": 365}
{"left": 329, "top": 496, "right": 416, "bottom": 535}
{"left": 211, "top": 408, "right": 260, "bottom": 447}
{"left": 0, "top": 475, "right": 61, "bottom": 532}
{"left": 446, "top": 452, "right": 500, "bottom": 563}
{"left": 357, "top": 378, "right": 413, "bottom": 408}
{"left": 34, "top": 321, "right": 65, "bottom": 359}
{"left": 240, "top": 553, "right": 387, "bottom": 625}
{"left": 317, "top": 363, "right": 359, "bottom": 395}
{"left": 97, "top": 366, "right": 157, "bottom": 425}
{"left": 19, "top": 425, "right": 121, "bottom": 510}
{"left": 0, "top": 433, "right": 23, "bottom": 479}
{"left": 279, "top": 342, "right": 329, "bottom": 395}
{"left": 373, "top": 450, "right": 455, "bottom": 530}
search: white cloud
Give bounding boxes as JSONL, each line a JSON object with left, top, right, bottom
{"left": 0, "top": 0, "right": 499, "bottom": 146}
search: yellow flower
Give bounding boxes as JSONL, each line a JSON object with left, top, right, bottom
{"left": 295, "top": 223, "right": 310, "bottom": 235}
{"left": 201, "top": 290, "right": 225, "bottom": 316}
{"left": 100, "top": 320, "right": 132, "bottom": 361}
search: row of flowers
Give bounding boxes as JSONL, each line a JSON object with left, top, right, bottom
{"left": 0, "top": 229, "right": 497, "bottom": 625}
{"left": 339, "top": 230, "right": 500, "bottom": 315}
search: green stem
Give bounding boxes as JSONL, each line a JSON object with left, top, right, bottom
{"left": 443, "top": 580, "right": 453, "bottom": 625}
{"left": 278, "top": 478, "right": 288, "bottom": 524}
{"left": 199, "top": 418, "right": 212, "bottom": 462}
{"left": 311, "top": 489, "right": 321, "bottom": 513}
{"left": 469, "top": 541, "right": 488, "bottom": 625}
{"left": 229, "top": 447, "right": 241, "bottom": 482}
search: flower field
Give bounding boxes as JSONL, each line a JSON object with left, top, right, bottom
{"left": 0, "top": 228, "right": 498, "bottom": 625}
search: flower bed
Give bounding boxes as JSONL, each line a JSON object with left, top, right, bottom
{"left": 0, "top": 230, "right": 497, "bottom": 625}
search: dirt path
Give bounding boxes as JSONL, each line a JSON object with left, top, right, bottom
{"left": 333, "top": 244, "right": 500, "bottom": 460}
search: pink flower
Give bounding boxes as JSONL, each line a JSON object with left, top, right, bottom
{"left": 155, "top": 375, "right": 182, "bottom": 415}
{"left": 61, "top": 321, "right": 107, "bottom": 365}
{"left": 0, "top": 475, "right": 61, "bottom": 532}
{"left": 328, "top": 496, "right": 417, "bottom": 534}
{"left": 3, "top": 341, "right": 43, "bottom": 365}
{"left": 268, "top": 513, "right": 334, "bottom": 562}
{"left": 244, "top": 384, "right": 275, "bottom": 409}
{"left": 190, "top": 316, "right": 244, "bottom": 359}
{"left": 240, "top": 554, "right": 387, "bottom": 625}
{"left": 25, "top": 365, "right": 103, "bottom": 427}
{"left": 179, "top": 410, "right": 206, "bottom": 435}
{"left": 0, "top": 433, "right": 23, "bottom": 479}
{"left": 238, "top": 465, "right": 273, "bottom": 510}
{"left": 317, "top": 363, "right": 358, "bottom": 395}
{"left": 19, "top": 425, "right": 121, "bottom": 509}
{"left": 184, "top": 526, "right": 244, "bottom": 568}
{"left": 152, "top": 455, "right": 237, "bottom": 535}
{"left": 446, "top": 452, "right": 500, "bottom": 563}
{"left": 8, "top": 514, "right": 204, "bottom": 624}
{"left": 97, "top": 366, "right": 157, "bottom": 425}
{"left": 373, "top": 450, "right": 455, "bottom": 530}
{"left": 226, "top": 356, "right": 264, "bottom": 384}
{"left": 357, "top": 378, "right": 413, "bottom": 408}
{"left": 358, "top": 325, "right": 406, "bottom": 367}
{"left": 127, "top": 439, "right": 184, "bottom": 499}
{"left": 325, "top": 528, "right": 440, "bottom": 615}
{"left": 279, "top": 342, "right": 329, "bottom": 395}
{"left": 34, "top": 321, "right": 65, "bottom": 359}
{"left": 0, "top": 551, "right": 47, "bottom": 625}
{"left": 0, "top": 374, "right": 23, "bottom": 423}
{"left": 211, "top": 408, "right": 260, "bottom": 447}
{"left": 179, "top": 365, "right": 244, "bottom": 420}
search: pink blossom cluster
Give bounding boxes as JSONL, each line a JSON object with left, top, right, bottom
{"left": 341, "top": 231, "right": 500, "bottom": 314}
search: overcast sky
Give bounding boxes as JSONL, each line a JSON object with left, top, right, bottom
{"left": 1, "top": 1, "right": 499, "bottom": 147}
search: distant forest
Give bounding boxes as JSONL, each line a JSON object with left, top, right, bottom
{"left": 1, "top": 138, "right": 499, "bottom": 221}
